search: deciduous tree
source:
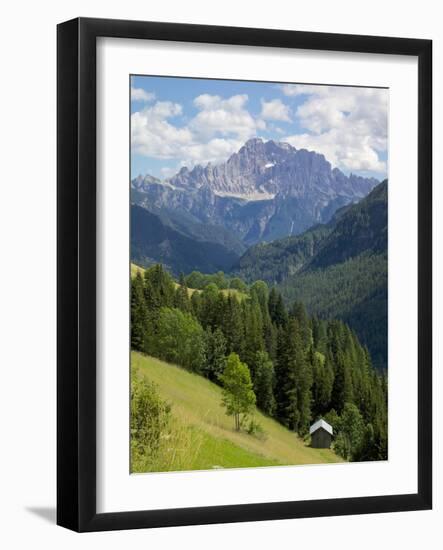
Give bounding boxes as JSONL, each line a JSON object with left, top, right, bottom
{"left": 220, "top": 353, "right": 256, "bottom": 431}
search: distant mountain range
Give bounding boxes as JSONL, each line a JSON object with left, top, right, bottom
{"left": 233, "top": 181, "right": 388, "bottom": 371}
{"left": 132, "top": 138, "right": 379, "bottom": 247}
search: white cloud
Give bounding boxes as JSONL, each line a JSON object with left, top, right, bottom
{"left": 280, "top": 84, "right": 329, "bottom": 97}
{"left": 131, "top": 96, "right": 257, "bottom": 167}
{"left": 286, "top": 130, "right": 386, "bottom": 172}
{"left": 260, "top": 99, "right": 291, "bottom": 121}
{"left": 191, "top": 94, "right": 264, "bottom": 141}
{"left": 182, "top": 137, "right": 245, "bottom": 166}
{"left": 131, "top": 101, "right": 193, "bottom": 159}
{"left": 283, "top": 86, "right": 388, "bottom": 173}
{"left": 131, "top": 87, "right": 155, "bottom": 102}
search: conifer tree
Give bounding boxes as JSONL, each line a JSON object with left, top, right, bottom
{"left": 242, "top": 294, "right": 264, "bottom": 379}
{"left": 290, "top": 301, "right": 311, "bottom": 351}
{"left": 250, "top": 280, "right": 269, "bottom": 316}
{"left": 199, "top": 283, "right": 222, "bottom": 330}
{"left": 204, "top": 327, "right": 227, "bottom": 382}
{"left": 174, "top": 273, "right": 191, "bottom": 312}
{"left": 312, "top": 316, "right": 328, "bottom": 354}
{"left": 190, "top": 291, "right": 202, "bottom": 319}
{"left": 263, "top": 318, "right": 277, "bottom": 361}
{"left": 222, "top": 295, "right": 245, "bottom": 357}
{"left": 269, "top": 289, "right": 288, "bottom": 327}
{"left": 334, "top": 402, "right": 365, "bottom": 460}
{"left": 275, "top": 319, "right": 301, "bottom": 430}
{"left": 268, "top": 288, "right": 278, "bottom": 324}
{"left": 253, "top": 351, "right": 276, "bottom": 415}
{"left": 144, "top": 264, "right": 175, "bottom": 309}
{"left": 131, "top": 272, "right": 147, "bottom": 351}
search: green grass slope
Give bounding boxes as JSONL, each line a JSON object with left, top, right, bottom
{"left": 132, "top": 351, "right": 341, "bottom": 472}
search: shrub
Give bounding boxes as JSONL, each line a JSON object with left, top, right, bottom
{"left": 131, "top": 373, "right": 204, "bottom": 472}
{"left": 131, "top": 375, "right": 171, "bottom": 463}
{"left": 246, "top": 418, "right": 267, "bottom": 440}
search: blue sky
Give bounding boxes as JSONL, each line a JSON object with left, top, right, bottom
{"left": 131, "top": 75, "right": 388, "bottom": 180}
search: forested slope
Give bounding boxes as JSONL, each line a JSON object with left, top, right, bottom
{"left": 232, "top": 181, "right": 388, "bottom": 371}
{"left": 131, "top": 264, "right": 388, "bottom": 467}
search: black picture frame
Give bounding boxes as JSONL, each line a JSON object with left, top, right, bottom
{"left": 57, "top": 17, "right": 432, "bottom": 532}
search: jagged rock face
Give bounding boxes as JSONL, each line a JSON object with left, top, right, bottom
{"left": 132, "top": 138, "right": 379, "bottom": 245}
{"left": 132, "top": 174, "right": 162, "bottom": 192}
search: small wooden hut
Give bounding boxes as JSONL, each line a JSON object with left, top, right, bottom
{"left": 309, "top": 419, "right": 333, "bottom": 449}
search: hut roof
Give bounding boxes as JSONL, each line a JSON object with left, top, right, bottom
{"left": 309, "top": 419, "right": 333, "bottom": 436}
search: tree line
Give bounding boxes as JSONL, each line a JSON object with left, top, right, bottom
{"left": 131, "top": 264, "right": 387, "bottom": 461}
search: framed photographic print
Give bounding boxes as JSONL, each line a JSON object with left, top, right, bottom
{"left": 57, "top": 17, "right": 432, "bottom": 532}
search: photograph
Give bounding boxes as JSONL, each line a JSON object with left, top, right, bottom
{"left": 129, "top": 75, "right": 388, "bottom": 473}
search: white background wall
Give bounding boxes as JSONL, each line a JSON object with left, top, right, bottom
{"left": 0, "top": 1, "right": 440, "bottom": 547}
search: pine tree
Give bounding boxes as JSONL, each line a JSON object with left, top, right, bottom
{"left": 144, "top": 264, "right": 175, "bottom": 309}
{"left": 174, "top": 273, "right": 191, "bottom": 312}
{"left": 269, "top": 289, "right": 288, "bottom": 327}
{"left": 334, "top": 402, "right": 365, "bottom": 460}
{"left": 268, "top": 288, "right": 278, "bottom": 324}
{"left": 328, "top": 321, "right": 354, "bottom": 413}
{"left": 312, "top": 316, "right": 328, "bottom": 354}
{"left": 297, "top": 351, "right": 313, "bottom": 435}
{"left": 242, "top": 295, "right": 264, "bottom": 379}
{"left": 250, "top": 280, "right": 269, "bottom": 316}
{"left": 199, "top": 283, "right": 222, "bottom": 330}
{"left": 222, "top": 295, "right": 245, "bottom": 357}
{"left": 275, "top": 318, "right": 313, "bottom": 433}
{"left": 275, "top": 319, "right": 301, "bottom": 430}
{"left": 290, "top": 301, "right": 311, "bottom": 351}
{"left": 253, "top": 351, "right": 276, "bottom": 415}
{"left": 131, "top": 272, "right": 147, "bottom": 351}
{"left": 204, "top": 327, "right": 227, "bottom": 382}
{"left": 190, "top": 291, "right": 202, "bottom": 319}
{"left": 251, "top": 280, "right": 277, "bottom": 360}
{"left": 263, "top": 317, "right": 277, "bottom": 361}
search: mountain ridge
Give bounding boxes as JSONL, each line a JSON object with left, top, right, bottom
{"left": 131, "top": 138, "right": 380, "bottom": 245}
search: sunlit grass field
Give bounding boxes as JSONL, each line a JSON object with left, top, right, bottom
{"left": 131, "top": 351, "right": 341, "bottom": 472}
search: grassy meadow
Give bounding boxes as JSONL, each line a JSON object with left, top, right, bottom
{"left": 131, "top": 351, "right": 341, "bottom": 473}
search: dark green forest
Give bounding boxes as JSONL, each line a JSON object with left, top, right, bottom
{"left": 232, "top": 181, "right": 388, "bottom": 371}
{"left": 131, "top": 264, "right": 388, "bottom": 461}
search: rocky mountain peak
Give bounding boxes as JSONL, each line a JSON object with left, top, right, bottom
{"left": 132, "top": 174, "right": 162, "bottom": 193}
{"left": 131, "top": 138, "right": 380, "bottom": 245}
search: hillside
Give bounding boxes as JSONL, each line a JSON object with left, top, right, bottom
{"left": 232, "top": 181, "right": 388, "bottom": 370}
{"left": 306, "top": 180, "right": 387, "bottom": 270}
{"left": 131, "top": 204, "right": 239, "bottom": 275}
{"left": 132, "top": 351, "right": 341, "bottom": 471}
